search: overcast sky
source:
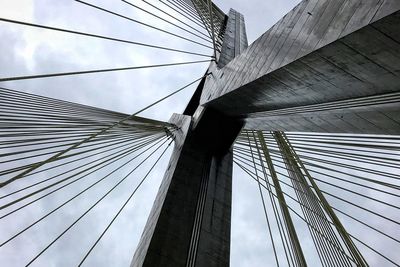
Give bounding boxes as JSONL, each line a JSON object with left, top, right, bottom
{"left": 0, "top": 0, "right": 398, "bottom": 267}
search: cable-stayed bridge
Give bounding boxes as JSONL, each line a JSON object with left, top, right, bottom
{"left": 0, "top": 0, "right": 399, "bottom": 266}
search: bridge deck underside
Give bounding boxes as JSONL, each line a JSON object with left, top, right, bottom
{"left": 202, "top": 2, "right": 400, "bottom": 134}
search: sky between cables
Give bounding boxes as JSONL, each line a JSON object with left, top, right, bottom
{"left": 0, "top": 1, "right": 214, "bottom": 266}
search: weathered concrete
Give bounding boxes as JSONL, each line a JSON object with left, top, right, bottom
{"left": 130, "top": 113, "right": 192, "bottom": 267}
{"left": 200, "top": 0, "right": 400, "bottom": 134}
{"left": 218, "top": 9, "right": 248, "bottom": 68}
{"left": 130, "top": 109, "right": 243, "bottom": 267}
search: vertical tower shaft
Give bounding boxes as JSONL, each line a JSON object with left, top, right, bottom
{"left": 130, "top": 7, "right": 247, "bottom": 266}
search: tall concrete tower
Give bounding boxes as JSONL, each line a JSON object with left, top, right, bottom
{"left": 131, "top": 0, "right": 400, "bottom": 266}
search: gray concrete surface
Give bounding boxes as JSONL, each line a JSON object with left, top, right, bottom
{"left": 201, "top": 0, "right": 400, "bottom": 133}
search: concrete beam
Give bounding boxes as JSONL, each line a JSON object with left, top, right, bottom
{"left": 200, "top": 0, "right": 400, "bottom": 133}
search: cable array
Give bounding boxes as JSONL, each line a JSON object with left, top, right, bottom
{"left": 0, "top": 86, "right": 179, "bottom": 265}
{"left": 189, "top": 0, "right": 226, "bottom": 57}
{"left": 0, "top": 1, "right": 218, "bottom": 264}
{"left": 234, "top": 130, "right": 400, "bottom": 266}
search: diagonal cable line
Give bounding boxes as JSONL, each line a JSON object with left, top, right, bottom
{"left": 0, "top": 18, "right": 212, "bottom": 58}
{"left": 77, "top": 138, "right": 174, "bottom": 266}
{"left": 266, "top": 164, "right": 400, "bottom": 245}
{"left": 0, "top": 132, "right": 139, "bottom": 159}
{"left": 0, "top": 133, "right": 146, "bottom": 165}
{"left": 0, "top": 134, "right": 165, "bottom": 204}
{"left": 0, "top": 137, "right": 170, "bottom": 247}
{"left": 233, "top": 160, "right": 356, "bottom": 265}
{"left": 0, "top": 134, "right": 161, "bottom": 199}
{"left": 244, "top": 131, "right": 280, "bottom": 266}
{"left": 141, "top": 0, "right": 209, "bottom": 37}
{"left": 260, "top": 143, "right": 400, "bottom": 182}
{"left": 234, "top": 130, "right": 399, "bottom": 265}
{"left": 0, "top": 129, "right": 166, "bottom": 172}
{"left": 121, "top": 0, "right": 212, "bottom": 42}
{"left": 0, "top": 87, "right": 139, "bottom": 119}
{"left": 0, "top": 136, "right": 169, "bottom": 221}
{"left": 176, "top": 0, "right": 198, "bottom": 13}
{"left": 247, "top": 148, "right": 400, "bottom": 225}
{"left": 23, "top": 137, "right": 171, "bottom": 266}
{"left": 238, "top": 136, "right": 398, "bottom": 247}
{"left": 350, "top": 234, "right": 400, "bottom": 267}
{"left": 234, "top": 153, "right": 356, "bottom": 266}
{"left": 254, "top": 146, "right": 400, "bottom": 191}
{"left": 165, "top": 0, "right": 203, "bottom": 21}
{"left": 158, "top": 0, "right": 205, "bottom": 28}
{"left": 252, "top": 140, "right": 400, "bottom": 267}
{"left": 75, "top": 0, "right": 214, "bottom": 49}
{"left": 251, "top": 131, "right": 294, "bottom": 267}
{"left": 269, "top": 151, "right": 400, "bottom": 203}
{"left": 0, "top": 75, "right": 205, "bottom": 188}
{"left": 207, "top": 0, "right": 217, "bottom": 59}
{"left": 0, "top": 60, "right": 210, "bottom": 82}
{"left": 240, "top": 159, "right": 395, "bottom": 266}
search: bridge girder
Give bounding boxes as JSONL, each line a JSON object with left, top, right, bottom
{"left": 201, "top": 1, "right": 400, "bottom": 134}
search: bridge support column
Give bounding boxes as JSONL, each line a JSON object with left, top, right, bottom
{"left": 131, "top": 110, "right": 243, "bottom": 267}
{"left": 131, "top": 6, "right": 247, "bottom": 266}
